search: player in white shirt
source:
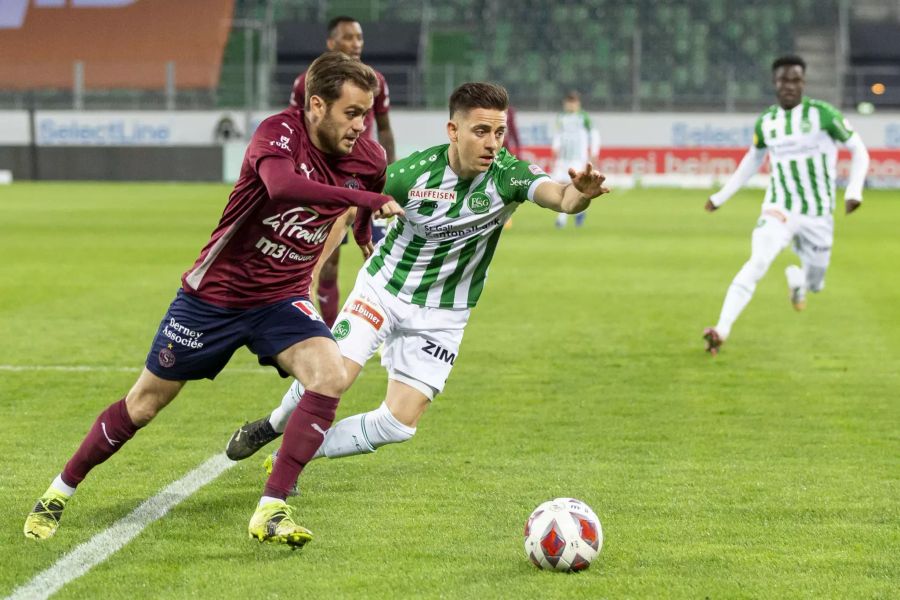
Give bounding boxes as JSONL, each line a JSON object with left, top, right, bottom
{"left": 703, "top": 55, "right": 870, "bottom": 355}
{"left": 225, "top": 83, "right": 610, "bottom": 482}
{"left": 552, "top": 91, "right": 600, "bottom": 228}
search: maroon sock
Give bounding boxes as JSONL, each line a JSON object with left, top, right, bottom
{"left": 61, "top": 397, "right": 140, "bottom": 488}
{"left": 317, "top": 276, "right": 340, "bottom": 328}
{"left": 264, "top": 390, "right": 339, "bottom": 499}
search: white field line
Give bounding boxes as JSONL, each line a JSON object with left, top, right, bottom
{"left": 7, "top": 454, "right": 236, "bottom": 600}
{"left": 0, "top": 364, "right": 271, "bottom": 374}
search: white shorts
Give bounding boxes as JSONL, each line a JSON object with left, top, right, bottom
{"left": 755, "top": 208, "right": 834, "bottom": 268}
{"left": 331, "top": 270, "right": 470, "bottom": 399}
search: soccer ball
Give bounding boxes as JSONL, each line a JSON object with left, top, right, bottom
{"left": 524, "top": 498, "right": 602, "bottom": 572}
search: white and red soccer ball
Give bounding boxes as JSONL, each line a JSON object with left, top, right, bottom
{"left": 524, "top": 498, "right": 602, "bottom": 572}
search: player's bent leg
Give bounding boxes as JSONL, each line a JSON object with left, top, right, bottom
{"left": 805, "top": 265, "right": 827, "bottom": 293}
{"left": 25, "top": 369, "right": 185, "bottom": 540}
{"left": 255, "top": 338, "right": 345, "bottom": 524}
{"left": 311, "top": 379, "right": 426, "bottom": 460}
{"left": 709, "top": 215, "right": 791, "bottom": 345}
{"left": 125, "top": 368, "right": 187, "bottom": 426}
{"left": 785, "top": 265, "right": 807, "bottom": 311}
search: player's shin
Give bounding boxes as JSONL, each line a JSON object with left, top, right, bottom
{"left": 263, "top": 390, "right": 339, "bottom": 500}
{"left": 269, "top": 379, "right": 304, "bottom": 433}
{"left": 61, "top": 397, "right": 140, "bottom": 488}
{"left": 313, "top": 401, "right": 416, "bottom": 459}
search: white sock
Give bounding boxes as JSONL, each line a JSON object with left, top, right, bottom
{"left": 805, "top": 264, "right": 827, "bottom": 293}
{"left": 715, "top": 281, "right": 754, "bottom": 340}
{"left": 715, "top": 247, "right": 776, "bottom": 339}
{"left": 258, "top": 495, "right": 284, "bottom": 507}
{"left": 313, "top": 402, "right": 416, "bottom": 459}
{"left": 269, "top": 380, "right": 304, "bottom": 433}
{"left": 51, "top": 474, "right": 76, "bottom": 497}
{"left": 785, "top": 264, "right": 806, "bottom": 291}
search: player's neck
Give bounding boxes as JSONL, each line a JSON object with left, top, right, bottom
{"left": 304, "top": 113, "right": 329, "bottom": 155}
{"left": 779, "top": 97, "right": 803, "bottom": 111}
{"left": 447, "top": 145, "right": 477, "bottom": 180}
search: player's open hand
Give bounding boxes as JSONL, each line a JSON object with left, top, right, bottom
{"left": 568, "top": 163, "right": 610, "bottom": 199}
{"left": 705, "top": 199, "right": 718, "bottom": 212}
{"left": 375, "top": 199, "right": 405, "bottom": 219}
{"left": 845, "top": 198, "right": 861, "bottom": 215}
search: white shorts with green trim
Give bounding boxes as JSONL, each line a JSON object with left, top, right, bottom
{"left": 332, "top": 270, "right": 470, "bottom": 399}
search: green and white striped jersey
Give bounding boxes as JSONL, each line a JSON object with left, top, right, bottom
{"left": 365, "top": 144, "right": 550, "bottom": 309}
{"left": 754, "top": 97, "right": 854, "bottom": 216}
{"left": 553, "top": 110, "right": 600, "bottom": 165}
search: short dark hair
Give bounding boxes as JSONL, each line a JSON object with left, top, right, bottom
{"left": 305, "top": 51, "right": 378, "bottom": 109}
{"left": 449, "top": 82, "right": 509, "bottom": 118}
{"left": 772, "top": 55, "right": 806, "bottom": 73}
{"left": 327, "top": 16, "right": 358, "bottom": 36}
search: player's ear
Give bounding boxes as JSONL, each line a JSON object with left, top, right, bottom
{"left": 309, "top": 94, "right": 326, "bottom": 118}
{"left": 447, "top": 120, "right": 458, "bottom": 143}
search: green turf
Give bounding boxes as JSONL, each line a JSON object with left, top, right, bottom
{"left": 1, "top": 182, "right": 898, "bottom": 598}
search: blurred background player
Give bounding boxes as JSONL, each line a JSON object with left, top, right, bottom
{"left": 289, "top": 16, "right": 397, "bottom": 327}
{"left": 702, "top": 55, "right": 870, "bottom": 356}
{"left": 552, "top": 91, "right": 600, "bottom": 228}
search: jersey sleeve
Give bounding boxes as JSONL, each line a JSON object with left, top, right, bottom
{"left": 246, "top": 115, "right": 298, "bottom": 172}
{"left": 373, "top": 72, "right": 390, "bottom": 115}
{"left": 815, "top": 101, "right": 854, "bottom": 143}
{"left": 753, "top": 114, "right": 767, "bottom": 149}
{"left": 382, "top": 153, "right": 419, "bottom": 206}
{"left": 496, "top": 156, "right": 551, "bottom": 204}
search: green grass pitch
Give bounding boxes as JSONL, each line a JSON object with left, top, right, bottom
{"left": 1, "top": 182, "right": 897, "bottom": 598}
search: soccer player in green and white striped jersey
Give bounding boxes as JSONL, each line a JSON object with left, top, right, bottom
{"left": 552, "top": 90, "right": 600, "bottom": 228}
{"left": 703, "top": 55, "right": 870, "bottom": 355}
{"left": 226, "top": 82, "right": 610, "bottom": 472}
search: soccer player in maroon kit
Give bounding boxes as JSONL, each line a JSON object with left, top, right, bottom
{"left": 24, "top": 52, "right": 404, "bottom": 549}
{"left": 290, "top": 16, "right": 396, "bottom": 328}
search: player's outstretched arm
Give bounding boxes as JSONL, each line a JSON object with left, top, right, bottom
{"left": 533, "top": 162, "right": 610, "bottom": 214}
{"left": 707, "top": 146, "right": 766, "bottom": 211}
{"left": 258, "top": 156, "right": 392, "bottom": 211}
{"left": 843, "top": 134, "right": 869, "bottom": 215}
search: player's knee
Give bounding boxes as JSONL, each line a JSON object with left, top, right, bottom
{"left": 125, "top": 387, "right": 172, "bottom": 426}
{"left": 741, "top": 254, "right": 773, "bottom": 282}
{"left": 305, "top": 362, "right": 349, "bottom": 397}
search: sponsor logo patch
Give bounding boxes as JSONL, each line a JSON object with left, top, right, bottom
{"left": 422, "top": 340, "right": 456, "bottom": 365}
{"left": 409, "top": 188, "right": 457, "bottom": 202}
{"left": 349, "top": 299, "right": 384, "bottom": 330}
{"left": 467, "top": 192, "right": 491, "bottom": 214}
{"left": 292, "top": 300, "right": 324, "bottom": 322}
{"left": 510, "top": 177, "right": 531, "bottom": 187}
{"left": 333, "top": 319, "right": 351, "bottom": 340}
{"left": 269, "top": 135, "right": 291, "bottom": 151}
{"left": 528, "top": 164, "right": 546, "bottom": 175}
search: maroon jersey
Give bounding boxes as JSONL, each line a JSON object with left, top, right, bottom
{"left": 289, "top": 69, "right": 390, "bottom": 141}
{"left": 182, "top": 108, "right": 387, "bottom": 308}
